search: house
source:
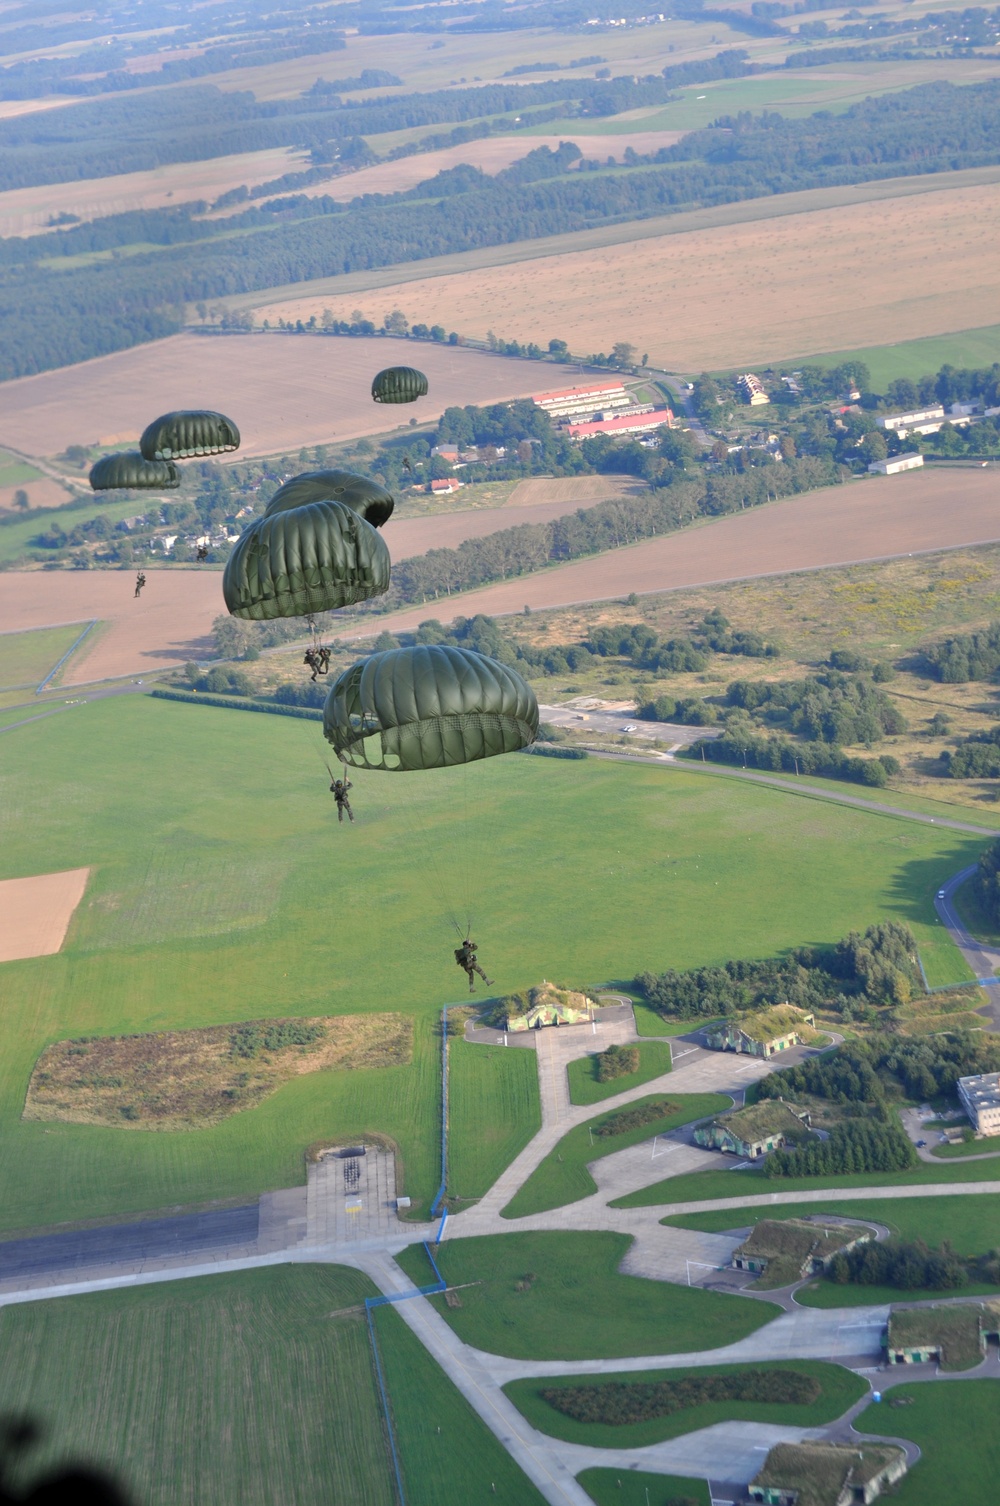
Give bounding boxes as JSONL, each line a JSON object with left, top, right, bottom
{"left": 737, "top": 373, "right": 769, "bottom": 406}
{"left": 732, "top": 1218, "right": 872, "bottom": 1282}
{"left": 532, "top": 381, "right": 631, "bottom": 421}
{"left": 879, "top": 404, "right": 944, "bottom": 432}
{"left": 958, "top": 1071, "right": 1000, "bottom": 1134}
{"left": 430, "top": 477, "right": 462, "bottom": 494}
{"left": 747, "top": 1441, "right": 907, "bottom": 1506}
{"left": 693, "top": 1100, "right": 812, "bottom": 1159}
{"left": 566, "top": 408, "right": 673, "bottom": 440}
{"left": 704, "top": 1004, "right": 818, "bottom": 1058}
{"left": 867, "top": 453, "right": 923, "bottom": 475}
{"left": 431, "top": 445, "right": 460, "bottom": 461}
{"left": 504, "top": 982, "right": 592, "bottom": 1031}
{"left": 885, "top": 1301, "right": 1000, "bottom": 1367}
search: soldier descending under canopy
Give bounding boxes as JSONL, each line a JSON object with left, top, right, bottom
{"left": 455, "top": 939, "right": 492, "bottom": 993}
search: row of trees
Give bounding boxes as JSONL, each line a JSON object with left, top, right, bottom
{"left": 636, "top": 921, "right": 922, "bottom": 1022}
{"left": 828, "top": 1237, "right": 986, "bottom": 1291}
{"left": 542, "top": 1368, "right": 817, "bottom": 1426}
{"left": 689, "top": 730, "right": 900, "bottom": 788}
{"left": 758, "top": 1031, "right": 1000, "bottom": 1106}
{"left": 763, "top": 1115, "right": 918, "bottom": 1178}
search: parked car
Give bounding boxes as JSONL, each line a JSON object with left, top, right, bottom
{"left": 937, "top": 889, "right": 945, "bottom": 899}
{"left": 621, "top": 724, "right": 637, "bottom": 733}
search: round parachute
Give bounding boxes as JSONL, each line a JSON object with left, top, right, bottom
{"left": 223, "top": 500, "right": 390, "bottom": 621}
{"left": 371, "top": 367, "right": 428, "bottom": 405}
{"left": 265, "top": 470, "right": 394, "bottom": 529}
{"left": 140, "top": 410, "right": 240, "bottom": 461}
{"left": 89, "top": 452, "right": 180, "bottom": 491}
{"left": 323, "top": 644, "right": 538, "bottom": 771}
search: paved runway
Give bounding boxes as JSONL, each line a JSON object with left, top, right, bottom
{"left": 0, "top": 1203, "right": 259, "bottom": 1281}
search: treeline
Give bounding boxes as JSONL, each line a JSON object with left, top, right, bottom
{"left": 691, "top": 733, "right": 901, "bottom": 788}
{"left": 758, "top": 1031, "right": 1000, "bottom": 1106}
{"left": 972, "top": 838, "right": 1000, "bottom": 927}
{"left": 387, "top": 455, "right": 843, "bottom": 608}
{"left": 763, "top": 1116, "right": 917, "bottom": 1178}
{"left": 635, "top": 922, "right": 922, "bottom": 1022}
{"left": 542, "top": 1369, "right": 818, "bottom": 1427}
{"left": 827, "top": 1238, "right": 992, "bottom": 1292}
{"left": 589, "top": 611, "right": 778, "bottom": 675}
{"left": 5, "top": 79, "right": 1000, "bottom": 378}
{"left": 941, "top": 726, "right": 1000, "bottom": 779}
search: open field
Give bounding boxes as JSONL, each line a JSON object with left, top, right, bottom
{"left": 381, "top": 480, "right": 642, "bottom": 560}
{"left": 502, "top": 1095, "right": 734, "bottom": 1219}
{"left": 0, "top": 867, "right": 89, "bottom": 964}
{"left": 567, "top": 1041, "right": 674, "bottom": 1106}
{"left": 781, "top": 323, "right": 1000, "bottom": 391}
{"left": 504, "top": 1359, "right": 865, "bottom": 1449}
{"left": 0, "top": 1263, "right": 548, "bottom": 1506}
{"left": 0, "top": 147, "right": 306, "bottom": 238}
{"left": 658, "top": 1196, "right": 1000, "bottom": 1241}
{"left": 579, "top": 1470, "right": 710, "bottom": 1506}
{"left": 0, "top": 1265, "right": 395, "bottom": 1506}
{"left": 256, "top": 170, "right": 1000, "bottom": 372}
{"left": 397, "top": 1231, "right": 777, "bottom": 1360}
{"left": 358, "top": 468, "right": 1000, "bottom": 638}
{"left": 0, "top": 693, "right": 980, "bottom": 1232}
{"left": 0, "top": 624, "right": 92, "bottom": 691}
{"left": 859, "top": 1382, "right": 1000, "bottom": 1506}
{"left": 448, "top": 1037, "right": 541, "bottom": 1203}
{"left": 0, "top": 476, "right": 73, "bottom": 511}
{"left": 0, "top": 333, "right": 578, "bottom": 461}
{"left": 0, "top": 571, "right": 220, "bottom": 684}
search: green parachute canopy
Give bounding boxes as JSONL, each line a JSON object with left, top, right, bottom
{"left": 371, "top": 367, "right": 428, "bottom": 404}
{"left": 323, "top": 644, "right": 538, "bottom": 771}
{"left": 223, "top": 500, "right": 390, "bottom": 621}
{"left": 140, "top": 410, "right": 240, "bottom": 461}
{"left": 265, "top": 470, "right": 394, "bottom": 529}
{"left": 89, "top": 451, "right": 180, "bottom": 491}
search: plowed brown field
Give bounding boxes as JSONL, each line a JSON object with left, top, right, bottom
{"left": 0, "top": 868, "right": 90, "bottom": 963}
{"left": 0, "top": 334, "right": 578, "bottom": 460}
{"left": 356, "top": 467, "right": 1000, "bottom": 635}
{"left": 262, "top": 176, "right": 1000, "bottom": 371}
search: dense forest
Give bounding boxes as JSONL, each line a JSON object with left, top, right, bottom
{"left": 757, "top": 1031, "right": 1000, "bottom": 1105}
{"left": 2, "top": 79, "right": 1000, "bottom": 378}
{"left": 763, "top": 1115, "right": 917, "bottom": 1178}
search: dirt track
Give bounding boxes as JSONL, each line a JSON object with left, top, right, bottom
{"left": 0, "top": 868, "right": 90, "bottom": 963}
{"left": 0, "top": 335, "right": 574, "bottom": 461}
{"left": 355, "top": 467, "right": 1000, "bottom": 635}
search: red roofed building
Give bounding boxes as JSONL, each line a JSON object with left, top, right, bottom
{"left": 566, "top": 408, "right": 673, "bottom": 440}
{"left": 533, "top": 381, "right": 631, "bottom": 419}
{"left": 430, "top": 477, "right": 462, "bottom": 494}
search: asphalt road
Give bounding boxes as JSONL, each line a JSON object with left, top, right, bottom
{"left": 0, "top": 1203, "right": 259, "bottom": 1280}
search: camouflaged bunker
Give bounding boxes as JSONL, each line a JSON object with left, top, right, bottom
{"left": 503, "top": 983, "right": 595, "bottom": 1032}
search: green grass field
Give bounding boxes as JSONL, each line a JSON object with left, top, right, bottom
{"left": 798, "top": 324, "right": 1000, "bottom": 392}
{"left": 661, "top": 1193, "right": 1000, "bottom": 1253}
{"left": 796, "top": 1274, "right": 1000, "bottom": 1308}
{"left": 578, "top": 1469, "right": 709, "bottom": 1506}
{"left": 932, "top": 1136, "right": 1000, "bottom": 1159}
{"left": 0, "top": 624, "right": 91, "bottom": 691}
{"left": 0, "top": 457, "right": 42, "bottom": 487}
{"left": 502, "top": 1093, "right": 730, "bottom": 1219}
{"left": 0, "top": 1264, "right": 547, "bottom": 1506}
{"left": 567, "top": 1041, "right": 673, "bottom": 1106}
{"left": 0, "top": 692, "right": 980, "bottom": 1234}
{"left": 633, "top": 1003, "right": 701, "bottom": 1037}
{"left": 0, "top": 1265, "right": 395, "bottom": 1506}
{"left": 448, "top": 1036, "right": 541, "bottom": 1202}
{"left": 0, "top": 497, "right": 139, "bottom": 564}
{"left": 395, "top": 1231, "right": 777, "bottom": 1360}
{"left": 859, "top": 1382, "right": 1000, "bottom": 1505}
{"left": 504, "top": 1359, "right": 865, "bottom": 1449}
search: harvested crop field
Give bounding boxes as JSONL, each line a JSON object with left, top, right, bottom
{"left": 25, "top": 1011, "right": 412, "bottom": 1128}
{"left": 271, "top": 174, "right": 1000, "bottom": 372}
{"left": 0, "top": 868, "right": 90, "bottom": 964}
{"left": 286, "top": 132, "right": 685, "bottom": 205}
{"left": 356, "top": 467, "right": 1000, "bottom": 634}
{"left": 383, "top": 478, "right": 641, "bottom": 555}
{"left": 0, "top": 334, "right": 576, "bottom": 461}
{"left": 0, "top": 477, "right": 73, "bottom": 511}
{"left": 0, "top": 147, "right": 306, "bottom": 237}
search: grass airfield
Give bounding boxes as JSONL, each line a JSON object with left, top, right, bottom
{"left": 0, "top": 691, "right": 979, "bottom": 1233}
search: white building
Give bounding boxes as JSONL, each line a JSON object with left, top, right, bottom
{"left": 868, "top": 453, "right": 924, "bottom": 475}
{"left": 958, "top": 1072, "right": 1000, "bottom": 1135}
{"left": 532, "top": 382, "right": 631, "bottom": 421}
{"left": 879, "top": 405, "right": 944, "bottom": 432}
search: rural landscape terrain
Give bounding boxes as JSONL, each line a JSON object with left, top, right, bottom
{"left": 3, "top": 1, "right": 1000, "bottom": 1505}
